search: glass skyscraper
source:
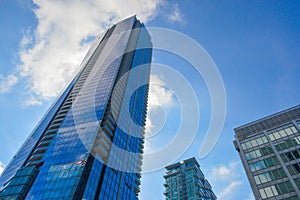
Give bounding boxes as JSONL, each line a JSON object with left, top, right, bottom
{"left": 234, "top": 105, "right": 300, "bottom": 199}
{"left": 0, "top": 16, "right": 152, "bottom": 200}
{"left": 164, "top": 157, "right": 217, "bottom": 200}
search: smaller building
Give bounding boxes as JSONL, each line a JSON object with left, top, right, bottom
{"left": 164, "top": 157, "right": 217, "bottom": 200}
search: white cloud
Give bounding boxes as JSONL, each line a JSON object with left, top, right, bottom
{"left": 218, "top": 181, "right": 242, "bottom": 199}
{"left": 214, "top": 165, "right": 230, "bottom": 177}
{"left": 168, "top": 3, "right": 184, "bottom": 23}
{"left": 209, "top": 161, "right": 243, "bottom": 199}
{"left": 144, "top": 74, "right": 175, "bottom": 152}
{"left": 20, "top": 29, "right": 33, "bottom": 49}
{"left": 0, "top": 74, "right": 18, "bottom": 93}
{"left": 0, "top": 161, "right": 5, "bottom": 176}
{"left": 145, "top": 114, "right": 154, "bottom": 135}
{"left": 25, "top": 95, "right": 43, "bottom": 106}
{"left": 145, "top": 75, "right": 174, "bottom": 135}
{"left": 148, "top": 74, "right": 174, "bottom": 109}
{"left": 6, "top": 0, "right": 164, "bottom": 105}
{"left": 211, "top": 161, "right": 240, "bottom": 180}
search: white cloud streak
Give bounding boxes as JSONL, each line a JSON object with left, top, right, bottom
{"left": 145, "top": 75, "right": 174, "bottom": 135}
{"left": 211, "top": 161, "right": 240, "bottom": 180}
{"left": 0, "top": 161, "right": 4, "bottom": 176}
{"left": 168, "top": 3, "right": 184, "bottom": 23}
{"left": 218, "top": 181, "right": 242, "bottom": 199}
{"left": 144, "top": 74, "right": 174, "bottom": 152}
{"left": 148, "top": 74, "right": 174, "bottom": 109}
{"left": 4, "top": 0, "right": 164, "bottom": 106}
{"left": 0, "top": 74, "right": 18, "bottom": 93}
{"left": 209, "top": 161, "right": 243, "bottom": 199}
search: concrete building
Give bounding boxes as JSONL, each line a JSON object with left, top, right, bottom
{"left": 234, "top": 105, "right": 300, "bottom": 199}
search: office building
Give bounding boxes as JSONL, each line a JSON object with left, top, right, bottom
{"left": 0, "top": 16, "right": 152, "bottom": 199}
{"left": 164, "top": 157, "right": 217, "bottom": 200}
{"left": 234, "top": 105, "right": 300, "bottom": 199}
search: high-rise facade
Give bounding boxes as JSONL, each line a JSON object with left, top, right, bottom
{"left": 0, "top": 16, "right": 152, "bottom": 200}
{"left": 234, "top": 105, "right": 300, "bottom": 200}
{"left": 164, "top": 157, "right": 217, "bottom": 200}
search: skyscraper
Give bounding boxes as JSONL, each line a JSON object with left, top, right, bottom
{"left": 0, "top": 16, "right": 152, "bottom": 200}
{"left": 164, "top": 157, "right": 217, "bottom": 200}
{"left": 234, "top": 105, "right": 300, "bottom": 199}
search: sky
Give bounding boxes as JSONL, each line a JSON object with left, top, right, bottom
{"left": 0, "top": 0, "right": 300, "bottom": 199}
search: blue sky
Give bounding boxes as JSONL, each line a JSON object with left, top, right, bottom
{"left": 0, "top": 0, "right": 300, "bottom": 199}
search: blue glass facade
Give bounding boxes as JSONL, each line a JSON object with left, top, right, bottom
{"left": 164, "top": 158, "right": 217, "bottom": 200}
{"left": 0, "top": 16, "right": 152, "bottom": 200}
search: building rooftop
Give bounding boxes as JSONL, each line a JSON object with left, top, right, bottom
{"left": 234, "top": 104, "right": 300, "bottom": 140}
{"left": 165, "top": 157, "right": 200, "bottom": 170}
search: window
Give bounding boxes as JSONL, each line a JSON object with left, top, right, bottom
{"left": 241, "top": 136, "right": 268, "bottom": 150}
{"left": 253, "top": 168, "right": 286, "bottom": 185}
{"left": 259, "top": 189, "right": 267, "bottom": 199}
{"left": 251, "top": 140, "right": 258, "bottom": 147}
{"left": 291, "top": 126, "right": 298, "bottom": 134}
{"left": 265, "top": 157, "right": 275, "bottom": 166}
{"left": 254, "top": 176, "right": 261, "bottom": 185}
{"left": 293, "top": 150, "right": 300, "bottom": 158}
{"left": 272, "top": 168, "right": 286, "bottom": 179}
{"left": 260, "top": 146, "right": 273, "bottom": 156}
{"left": 273, "top": 132, "right": 281, "bottom": 140}
{"left": 279, "top": 130, "right": 287, "bottom": 137}
{"left": 275, "top": 141, "right": 288, "bottom": 151}
{"left": 292, "top": 136, "right": 300, "bottom": 145}
{"left": 259, "top": 186, "right": 278, "bottom": 199}
{"left": 276, "top": 181, "right": 294, "bottom": 194}
{"left": 294, "top": 179, "right": 300, "bottom": 190}
{"left": 286, "top": 128, "right": 293, "bottom": 135}
{"left": 249, "top": 157, "right": 279, "bottom": 172}
{"left": 245, "top": 147, "right": 274, "bottom": 161}
{"left": 287, "top": 163, "right": 300, "bottom": 175}
{"left": 265, "top": 187, "right": 273, "bottom": 197}
{"left": 268, "top": 125, "right": 298, "bottom": 141}
{"left": 265, "top": 157, "right": 279, "bottom": 167}
{"left": 245, "top": 149, "right": 262, "bottom": 161}
{"left": 254, "top": 172, "right": 272, "bottom": 184}
{"left": 257, "top": 138, "right": 263, "bottom": 145}
{"left": 249, "top": 160, "right": 266, "bottom": 172}
{"left": 276, "top": 136, "right": 300, "bottom": 151}
{"left": 281, "top": 149, "right": 300, "bottom": 162}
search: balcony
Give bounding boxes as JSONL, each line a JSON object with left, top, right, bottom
{"left": 51, "top": 118, "right": 64, "bottom": 124}
{"left": 45, "top": 128, "right": 57, "bottom": 135}
{"left": 28, "top": 153, "right": 43, "bottom": 162}
{"left": 134, "top": 186, "right": 140, "bottom": 194}
{"left": 137, "top": 160, "right": 143, "bottom": 167}
{"left": 103, "top": 118, "right": 114, "bottom": 131}
{"left": 32, "top": 146, "right": 47, "bottom": 154}
{"left": 41, "top": 134, "right": 54, "bottom": 141}
{"left": 136, "top": 165, "right": 142, "bottom": 172}
{"left": 102, "top": 125, "right": 113, "bottom": 138}
{"left": 36, "top": 140, "right": 50, "bottom": 148}
{"left": 138, "top": 153, "right": 143, "bottom": 159}
{"left": 135, "top": 179, "right": 141, "bottom": 186}
{"left": 48, "top": 123, "right": 60, "bottom": 130}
